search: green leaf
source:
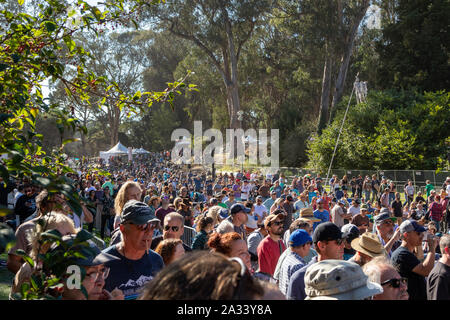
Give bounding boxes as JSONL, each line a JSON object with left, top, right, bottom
{"left": 74, "top": 229, "right": 93, "bottom": 243}
{"left": 45, "top": 21, "right": 57, "bottom": 32}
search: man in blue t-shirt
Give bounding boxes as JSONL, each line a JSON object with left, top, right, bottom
{"left": 103, "top": 200, "right": 164, "bottom": 300}
{"left": 313, "top": 199, "right": 329, "bottom": 230}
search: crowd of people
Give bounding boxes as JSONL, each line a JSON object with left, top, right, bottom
{"left": 1, "top": 152, "right": 450, "bottom": 300}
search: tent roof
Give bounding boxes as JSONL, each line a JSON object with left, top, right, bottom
{"left": 104, "top": 141, "right": 128, "bottom": 154}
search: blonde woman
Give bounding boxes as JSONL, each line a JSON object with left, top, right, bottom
{"left": 113, "top": 181, "right": 142, "bottom": 230}
{"left": 270, "top": 198, "right": 284, "bottom": 214}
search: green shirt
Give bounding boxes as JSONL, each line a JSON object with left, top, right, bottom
{"left": 425, "top": 184, "right": 435, "bottom": 198}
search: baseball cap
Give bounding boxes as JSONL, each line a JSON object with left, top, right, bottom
{"left": 120, "top": 200, "right": 161, "bottom": 225}
{"left": 373, "top": 212, "right": 397, "bottom": 225}
{"left": 360, "top": 204, "right": 368, "bottom": 211}
{"left": 289, "top": 229, "right": 312, "bottom": 247}
{"left": 399, "top": 219, "right": 426, "bottom": 233}
{"left": 338, "top": 199, "right": 346, "bottom": 205}
{"left": 230, "top": 203, "right": 251, "bottom": 215}
{"left": 219, "top": 208, "right": 229, "bottom": 219}
{"left": 313, "top": 222, "right": 346, "bottom": 244}
{"left": 341, "top": 224, "right": 359, "bottom": 242}
{"left": 304, "top": 260, "right": 383, "bottom": 300}
{"left": 380, "top": 207, "right": 390, "bottom": 215}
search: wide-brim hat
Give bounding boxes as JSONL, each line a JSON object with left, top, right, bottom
{"left": 304, "top": 259, "right": 383, "bottom": 300}
{"left": 264, "top": 213, "right": 285, "bottom": 229}
{"left": 351, "top": 232, "right": 385, "bottom": 258}
{"left": 299, "top": 207, "right": 321, "bottom": 222}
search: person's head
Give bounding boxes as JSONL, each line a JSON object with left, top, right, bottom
{"left": 270, "top": 191, "right": 277, "bottom": 200}
{"left": 360, "top": 203, "right": 368, "bottom": 214}
{"left": 154, "top": 238, "right": 185, "bottom": 265}
{"left": 119, "top": 200, "right": 160, "bottom": 254}
{"left": 363, "top": 256, "right": 409, "bottom": 300}
{"left": 256, "top": 196, "right": 263, "bottom": 205}
{"left": 196, "top": 215, "right": 214, "bottom": 233}
{"left": 312, "top": 222, "right": 345, "bottom": 260}
{"left": 289, "top": 229, "right": 312, "bottom": 258}
{"left": 374, "top": 211, "right": 396, "bottom": 239}
{"left": 341, "top": 224, "right": 360, "bottom": 249}
{"left": 114, "top": 181, "right": 142, "bottom": 216}
{"left": 149, "top": 196, "right": 160, "bottom": 207}
{"left": 230, "top": 203, "right": 250, "bottom": 226}
{"left": 35, "top": 190, "right": 66, "bottom": 216}
{"left": 304, "top": 259, "right": 382, "bottom": 300}
{"left": 28, "top": 212, "right": 77, "bottom": 260}
{"left": 264, "top": 211, "right": 285, "bottom": 237}
{"left": 290, "top": 218, "right": 313, "bottom": 235}
{"left": 399, "top": 219, "right": 426, "bottom": 247}
{"left": 350, "top": 232, "right": 385, "bottom": 266}
{"left": 439, "top": 235, "right": 450, "bottom": 258}
{"left": 139, "top": 251, "right": 263, "bottom": 300}
{"left": 163, "top": 212, "right": 185, "bottom": 240}
{"left": 57, "top": 236, "right": 120, "bottom": 300}
{"left": 207, "top": 232, "right": 251, "bottom": 271}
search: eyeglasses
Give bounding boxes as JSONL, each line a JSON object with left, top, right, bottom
{"left": 381, "top": 277, "right": 408, "bottom": 288}
{"left": 164, "top": 225, "right": 180, "bottom": 232}
{"left": 86, "top": 267, "right": 110, "bottom": 282}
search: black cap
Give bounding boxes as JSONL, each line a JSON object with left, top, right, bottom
{"left": 120, "top": 200, "right": 160, "bottom": 225}
{"left": 312, "top": 222, "right": 345, "bottom": 243}
{"left": 230, "top": 203, "right": 251, "bottom": 215}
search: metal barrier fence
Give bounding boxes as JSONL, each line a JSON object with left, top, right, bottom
{"left": 212, "top": 165, "right": 449, "bottom": 192}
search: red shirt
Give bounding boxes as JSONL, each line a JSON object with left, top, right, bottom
{"left": 256, "top": 236, "right": 286, "bottom": 276}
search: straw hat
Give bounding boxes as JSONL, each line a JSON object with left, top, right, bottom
{"left": 350, "top": 232, "right": 385, "bottom": 258}
{"left": 299, "top": 208, "right": 321, "bottom": 222}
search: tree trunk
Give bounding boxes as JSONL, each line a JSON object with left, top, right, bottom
{"left": 330, "top": 1, "right": 370, "bottom": 119}
{"left": 223, "top": 11, "right": 241, "bottom": 130}
{"left": 317, "top": 55, "right": 333, "bottom": 134}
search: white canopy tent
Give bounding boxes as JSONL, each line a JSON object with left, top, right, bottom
{"left": 99, "top": 141, "right": 128, "bottom": 162}
{"left": 132, "top": 147, "right": 150, "bottom": 154}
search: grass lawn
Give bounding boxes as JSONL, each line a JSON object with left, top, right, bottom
{"left": 0, "top": 253, "right": 13, "bottom": 300}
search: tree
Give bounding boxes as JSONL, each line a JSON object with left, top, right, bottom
{"left": 376, "top": 0, "right": 450, "bottom": 91}
{"left": 306, "top": 89, "right": 450, "bottom": 171}
{"left": 148, "top": 0, "right": 272, "bottom": 129}
{"left": 0, "top": 0, "right": 189, "bottom": 299}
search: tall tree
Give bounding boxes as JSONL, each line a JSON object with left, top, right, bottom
{"left": 376, "top": 0, "right": 450, "bottom": 91}
{"left": 148, "top": 0, "right": 272, "bottom": 129}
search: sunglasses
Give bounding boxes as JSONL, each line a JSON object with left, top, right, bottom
{"left": 325, "top": 238, "right": 344, "bottom": 245}
{"left": 164, "top": 225, "right": 180, "bottom": 232}
{"left": 270, "top": 221, "right": 283, "bottom": 227}
{"left": 125, "top": 221, "right": 159, "bottom": 232}
{"left": 381, "top": 277, "right": 408, "bottom": 288}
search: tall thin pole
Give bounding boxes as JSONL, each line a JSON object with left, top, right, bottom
{"left": 325, "top": 74, "right": 358, "bottom": 186}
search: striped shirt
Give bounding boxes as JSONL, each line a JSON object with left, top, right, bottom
{"left": 277, "top": 250, "right": 306, "bottom": 297}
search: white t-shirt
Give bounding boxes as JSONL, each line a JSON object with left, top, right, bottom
{"left": 241, "top": 184, "right": 251, "bottom": 200}
{"left": 348, "top": 206, "right": 360, "bottom": 217}
{"left": 68, "top": 211, "right": 86, "bottom": 229}
{"left": 446, "top": 184, "right": 450, "bottom": 196}
{"left": 253, "top": 204, "right": 268, "bottom": 220}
